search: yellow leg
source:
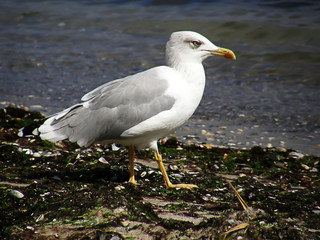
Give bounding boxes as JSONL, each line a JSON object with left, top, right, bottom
{"left": 154, "top": 150, "right": 198, "bottom": 189}
{"left": 128, "top": 146, "right": 137, "bottom": 185}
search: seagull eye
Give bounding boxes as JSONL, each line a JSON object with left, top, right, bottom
{"left": 192, "top": 41, "right": 201, "bottom": 48}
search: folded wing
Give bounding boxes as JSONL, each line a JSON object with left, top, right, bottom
{"left": 39, "top": 69, "right": 175, "bottom": 147}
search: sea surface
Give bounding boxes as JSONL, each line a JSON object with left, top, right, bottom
{"left": 1, "top": 0, "right": 319, "bottom": 155}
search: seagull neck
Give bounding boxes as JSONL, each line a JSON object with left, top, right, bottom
{"left": 170, "top": 62, "right": 206, "bottom": 82}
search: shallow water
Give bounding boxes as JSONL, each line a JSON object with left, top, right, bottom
{"left": 1, "top": 0, "right": 319, "bottom": 155}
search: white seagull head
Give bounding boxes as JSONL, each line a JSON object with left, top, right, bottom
{"left": 166, "top": 31, "right": 235, "bottom": 68}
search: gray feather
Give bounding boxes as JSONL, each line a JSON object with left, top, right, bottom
{"left": 39, "top": 68, "right": 175, "bottom": 147}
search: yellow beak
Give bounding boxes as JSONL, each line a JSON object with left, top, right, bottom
{"left": 211, "top": 47, "right": 236, "bottom": 60}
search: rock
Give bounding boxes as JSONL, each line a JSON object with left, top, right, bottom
{"left": 289, "top": 151, "right": 304, "bottom": 159}
{"left": 98, "top": 157, "right": 109, "bottom": 164}
{"left": 33, "top": 152, "right": 41, "bottom": 157}
{"left": 9, "top": 189, "right": 24, "bottom": 198}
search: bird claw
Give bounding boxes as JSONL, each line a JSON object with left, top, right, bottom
{"left": 128, "top": 178, "right": 138, "bottom": 185}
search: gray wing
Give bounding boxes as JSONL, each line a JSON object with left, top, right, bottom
{"left": 39, "top": 69, "right": 175, "bottom": 147}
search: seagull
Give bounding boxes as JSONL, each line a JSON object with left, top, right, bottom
{"left": 38, "top": 31, "right": 236, "bottom": 189}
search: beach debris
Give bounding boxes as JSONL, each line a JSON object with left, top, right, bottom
{"left": 9, "top": 189, "right": 24, "bottom": 198}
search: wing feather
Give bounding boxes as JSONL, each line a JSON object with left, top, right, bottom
{"left": 39, "top": 67, "right": 175, "bottom": 147}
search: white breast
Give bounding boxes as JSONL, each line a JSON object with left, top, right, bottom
{"left": 121, "top": 64, "right": 206, "bottom": 139}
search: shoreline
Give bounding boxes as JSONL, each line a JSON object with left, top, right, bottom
{"left": 1, "top": 102, "right": 318, "bottom": 157}
{"left": 0, "top": 106, "right": 319, "bottom": 239}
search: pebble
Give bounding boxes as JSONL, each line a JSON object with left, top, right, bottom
{"left": 186, "top": 171, "right": 198, "bottom": 175}
{"left": 203, "top": 143, "right": 214, "bottom": 149}
{"left": 30, "top": 105, "right": 43, "bottom": 109}
{"left": 20, "top": 148, "right": 33, "bottom": 155}
{"left": 17, "top": 128, "right": 24, "bottom": 137}
{"left": 9, "top": 189, "right": 24, "bottom": 198}
{"left": 275, "top": 162, "right": 286, "bottom": 168}
{"left": 169, "top": 165, "right": 179, "bottom": 171}
{"left": 211, "top": 196, "right": 219, "bottom": 201}
{"left": 227, "top": 219, "right": 234, "bottom": 225}
{"left": 310, "top": 167, "right": 318, "bottom": 172}
{"left": 121, "top": 220, "right": 130, "bottom": 227}
{"left": 202, "top": 196, "right": 209, "bottom": 201}
{"left": 301, "top": 164, "right": 310, "bottom": 170}
{"left": 171, "top": 173, "right": 183, "bottom": 179}
{"left": 36, "top": 214, "right": 45, "bottom": 222}
{"left": 33, "top": 152, "right": 41, "bottom": 158}
{"left": 115, "top": 185, "right": 125, "bottom": 191}
{"left": 41, "top": 151, "right": 61, "bottom": 157}
{"left": 134, "top": 165, "right": 141, "bottom": 171}
{"left": 111, "top": 144, "right": 120, "bottom": 151}
{"left": 97, "top": 148, "right": 104, "bottom": 152}
{"left": 277, "top": 147, "right": 287, "bottom": 152}
{"left": 110, "top": 236, "right": 121, "bottom": 240}
{"left": 26, "top": 226, "right": 34, "bottom": 231}
{"left": 201, "top": 130, "right": 215, "bottom": 136}
{"left": 98, "top": 157, "right": 109, "bottom": 164}
{"left": 289, "top": 152, "right": 304, "bottom": 159}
